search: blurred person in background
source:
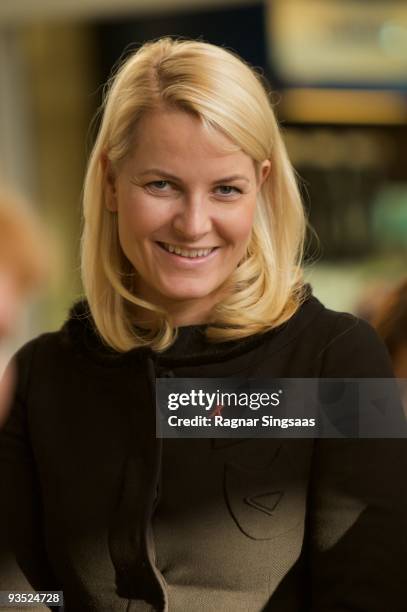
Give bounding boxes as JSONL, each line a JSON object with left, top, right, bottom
{"left": 0, "top": 189, "right": 47, "bottom": 427}
{"left": 0, "top": 37, "right": 406, "bottom": 611}
{"left": 372, "top": 278, "right": 407, "bottom": 379}
{"left": 372, "top": 278, "right": 407, "bottom": 415}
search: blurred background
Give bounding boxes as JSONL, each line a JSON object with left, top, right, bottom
{"left": 0, "top": 0, "right": 406, "bottom": 344}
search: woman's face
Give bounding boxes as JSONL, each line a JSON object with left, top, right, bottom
{"left": 105, "top": 109, "right": 270, "bottom": 325}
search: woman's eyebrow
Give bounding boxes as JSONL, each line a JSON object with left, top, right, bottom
{"left": 213, "top": 174, "right": 250, "bottom": 184}
{"left": 136, "top": 168, "right": 180, "bottom": 181}
{"left": 137, "top": 168, "right": 250, "bottom": 183}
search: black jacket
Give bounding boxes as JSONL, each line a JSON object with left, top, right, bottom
{"left": 0, "top": 291, "right": 406, "bottom": 611}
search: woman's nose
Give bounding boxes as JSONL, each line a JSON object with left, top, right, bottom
{"left": 172, "top": 196, "right": 212, "bottom": 240}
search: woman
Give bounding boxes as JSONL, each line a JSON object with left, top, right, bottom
{"left": 0, "top": 37, "right": 406, "bottom": 611}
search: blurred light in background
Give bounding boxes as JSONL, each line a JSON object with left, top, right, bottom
{"left": 268, "top": 0, "right": 407, "bottom": 87}
{"left": 372, "top": 185, "right": 407, "bottom": 248}
{"left": 267, "top": 0, "right": 407, "bottom": 125}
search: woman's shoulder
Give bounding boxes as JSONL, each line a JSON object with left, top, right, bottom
{"left": 12, "top": 300, "right": 94, "bottom": 374}
{"left": 12, "top": 299, "right": 134, "bottom": 384}
{"left": 296, "top": 294, "right": 394, "bottom": 377}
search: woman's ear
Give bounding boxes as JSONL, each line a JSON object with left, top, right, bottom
{"left": 258, "top": 159, "right": 271, "bottom": 189}
{"left": 101, "top": 152, "right": 118, "bottom": 212}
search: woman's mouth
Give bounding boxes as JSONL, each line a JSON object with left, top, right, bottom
{"left": 156, "top": 242, "right": 218, "bottom": 259}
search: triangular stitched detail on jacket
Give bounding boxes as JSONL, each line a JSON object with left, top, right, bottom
{"left": 244, "top": 491, "right": 283, "bottom": 516}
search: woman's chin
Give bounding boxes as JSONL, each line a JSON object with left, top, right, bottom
{"left": 136, "top": 275, "right": 224, "bottom": 309}
{"left": 155, "top": 282, "right": 221, "bottom": 305}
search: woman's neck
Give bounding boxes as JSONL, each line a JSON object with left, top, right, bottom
{"left": 133, "top": 300, "right": 213, "bottom": 328}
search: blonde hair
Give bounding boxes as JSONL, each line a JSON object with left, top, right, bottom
{"left": 81, "top": 37, "right": 307, "bottom": 352}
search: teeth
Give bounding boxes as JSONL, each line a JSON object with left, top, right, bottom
{"left": 161, "top": 243, "right": 214, "bottom": 258}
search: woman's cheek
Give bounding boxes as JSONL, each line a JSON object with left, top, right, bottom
{"left": 225, "top": 201, "right": 256, "bottom": 242}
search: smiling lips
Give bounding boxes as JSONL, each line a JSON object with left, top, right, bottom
{"left": 157, "top": 241, "right": 217, "bottom": 259}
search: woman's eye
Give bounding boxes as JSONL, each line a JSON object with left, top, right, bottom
{"left": 215, "top": 185, "right": 241, "bottom": 196}
{"left": 147, "top": 180, "right": 170, "bottom": 191}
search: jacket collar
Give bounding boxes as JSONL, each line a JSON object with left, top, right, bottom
{"left": 62, "top": 285, "right": 323, "bottom": 368}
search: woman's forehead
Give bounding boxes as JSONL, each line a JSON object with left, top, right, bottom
{"left": 126, "top": 109, "right": 255, "bottom": 177}
{"left": 131, "top": 109, "right": 239, "bottom": 155}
